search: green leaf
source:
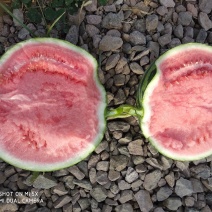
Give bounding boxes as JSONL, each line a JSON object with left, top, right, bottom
{"left": 98, "top": 0, "right": 107, "bottom": 6}
{"left": 44, "top": 7, "right": 57, "bottom": 21}
{"left": 11, "top": 0, "right": 21, "bottom": 9}
{"left": 21, "top": 0, "right": 31, "bottom": 4}
{"left": 26, "top": 8, "right": 42, "bottom": 23}
{"left": 52, "top": 0, "right": 64, "bottom": 8}
{"left": 65, "top": 0, "right": 74, "bottom": 6}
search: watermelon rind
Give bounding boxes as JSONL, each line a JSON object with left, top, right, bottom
{"left": 0, "top": 38, "right": 107, "bottom": 171}
{"left": 140, "top": 43, "right": 212, "bottom": 161}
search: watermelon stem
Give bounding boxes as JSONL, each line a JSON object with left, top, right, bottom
{"left": 106, "top": 105, "right": 143, "bottom": 120}
{"left": 30, "top": 171, "right": 40, "bottom": 182}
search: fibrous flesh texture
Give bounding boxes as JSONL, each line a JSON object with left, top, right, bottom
{"left": 0, "top": 39, "right": 106, "bottom": 171}
{"left": 142, "top": 44, "right": 212, "bottom": 160}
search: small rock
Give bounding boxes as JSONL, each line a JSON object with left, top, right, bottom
{"left": 154, "top": 207, "right": 165, "bottom": 212}
{"left": 68, "top": 166, "right": 85, "bottom": 180}
{"left": 0, "top": 171, "right": 6, "bottom": 184}
{"left": 96, "top": 161, "right": 109, "bottom": 171}
{"left": 99, "top": 36, "right": 123, "bottom": 51}
{"left": 129, "top": 31, "right": 146, "bottom": 45}
{"left": 176, "top": 5, "right": 186, "bottom": 13}
{"left": 157, "top": 6, "right": 168, "bottom": 16}
{"left": 4, "top": 167, "right": 16, "bottom": 177}
{"left": 129, "top": 62, "right": 144, "bottom": 75}
{"left": 135, "top": 164, "right": 147, "bottom": 173}
{"left": 85, "top": 0, "right": 97, "bottom": 12}
{"left": 196, "top": 29, "right": 207, "bottom": 43}
{"left": 185, "top": 196, "right": 195, "bottom": 207}
{"left": 33, "top": 174, "right": 57, "bottom": 189}
{"left": 73, "top": 179, "right": 92, "bottom": 190}
{"left": 95, "top": 140, "right": 108, "bottom": 154}
{"left": 161, "top": 156, "right": 173, "bottom": 170}
{"left": 184, "top": 26, "right": 194, "bottom": 38}
{"left": 146, "top": 158, "right": 163, "bottom": 170}
{"left": 191, "top": 178, "right": 204, "bottom": 193}
{"left": 118, "top": 180, "right": 131, "bottom": 190}
{"left": 93, "top": 34, "right": 101, "bottom": 48}
{"left": 125, "top": 167, "right": 139, "bottom": 183}
{"left": 90, "top": 186, "right": 107, "bottom": 202}
{"left": 156, "top": 186, "right": 173, "bottom": 201}
{"left": 18, "top": 28, "right": 30, "bottom": 40}
{"left": 108, "top": 121, "right": 130, "bottom": 132}
{"left": 199, "top": 0, "right": 212, "bottom": 14}
{"left": 53, "top": 195, "right": 72, "bottom": 208}
{"left": 86, "top": 15, "right": 102, "bottom": 25}
{"left": 89, "top": 168, "right": 97, "bottom": 184}
{"left": 169, "top": 38, "right": 181, "bottom": 48}
{"left": 133, "top": 19, "right": 146, "bottom": 33}
{"left": 158, "top": 34, "right": 171, "bottom": 47}
{"left": 114, "top": 88, "right": 126, "bottom": 105}
{"left": 110, "top": 155, "right": 128, "bottom": 171}
{"left": 0, "top": 203, "right": 18, "bottom": 212}
{"left": 53, "top": 182, "right": 68, "bottom": 196}
{"left": 198, "top": 12, "right": 212, "bottom": 31}
{"left": 102, "top": 11, "right": 124, "bottom": 30}
{"left": 119, "top": 190, "right": 133, "bottom": 203}
{"left": 13, "top": 9, "right": 24, "bottom": 27}
{"left": 65, "top": 25, "right": 79, "bottom": 45}
{"left": 174, "top": 24, "right": 184, "bottom": 38}
{"left": 190, "top": 164, "right": 211, "bottom": 179}
{"left": 88, "top": 154, "right": 100, "bottom": 169}
{"left": 115, "top": 203, "right": 133, "bottom": 212}
{"left": 187, "top": 3, "right": 198, "bottom": 18}
{"left": 159, "top": 0, "right": 175, "bottom": 7}
{"left": 86, "top": 24, "right": 100, "bottom": 37}
{"left": 143, "top": 170, "right": 162, "bottom": 191}
{"left": 78, "top": 198, "right": 90, "bottom": 210}
{"left": 114, "top": 74, "right": 126, "bottom": 86}
{"left": 102, "top": 205, "right": 112, "bottom": 212}
{"left": 96, "top": 171, "right": 109, "bottom": 185}
{"left": 108, "top": 170, "right": 120, "bottom": 181}
{"left": 128, "top": 139, "right": 143, "bottom": 155}
{"left": 63, "top": 176, "right": 75, "bottom": 189}
{"left": 134, "top": 190, "right": 153, "bottom": 212}
{"left": 146, "top": 14, "right": 158, "bottom": 32}
{"left": 175, "top": 177, "right": 193, "bottom": 198}
{"left": 107, "top": 29, "right": 121, "bottom": 37}
{"left": 178, "top": 12, "right": 192, "bottom": 26}
{"left": 104, "top": 4, "right": 116, "bottom": 12}
{"left": 164, "top": 197, "right": 182, "bottom": 211}
{"left": 105, "top": 54, "right": 120, "bottom": 71}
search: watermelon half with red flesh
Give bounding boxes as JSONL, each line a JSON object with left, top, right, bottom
{"left": 0, "top": 38, "right": 106, "bottom": 171}
{"left": 140, "top": 43, "right": 212, "bottom": 161}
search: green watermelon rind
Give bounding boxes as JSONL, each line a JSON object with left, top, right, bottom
{"left": 0, "top": 38, "right": 107, "bottom": 171}
{"left": 141, "top": 43, "right": 212, "bottom": 161}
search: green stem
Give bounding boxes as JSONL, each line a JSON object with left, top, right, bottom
{"left": 106, "top": 104, "right": 143, "bottom": 120}
{"left": 47, "top": 11, "right": 65, "bottom": 37}
{"left": 30, "top": 171, "right": 40, "bottom": 183}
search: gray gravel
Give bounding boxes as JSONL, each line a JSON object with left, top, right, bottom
{"left": 0, "top": 0, "right": 212, "bottom": 211}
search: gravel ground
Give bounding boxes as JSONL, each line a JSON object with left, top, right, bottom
{"left": 0, "top": 0, "right": 212, "bottom": 211}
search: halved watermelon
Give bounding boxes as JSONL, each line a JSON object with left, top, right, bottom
{"left": 0, "top": 38, "right": 106, "bottom": 171}
{"left": 139, "top": 43, "right": 212, "bottom": 161}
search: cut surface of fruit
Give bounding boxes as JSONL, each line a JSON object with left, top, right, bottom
{"left": 141, "top": 43, "right": 212, "bottom": 160}
{"left": 0, "top": 38, "right": 106, "bottom": 171}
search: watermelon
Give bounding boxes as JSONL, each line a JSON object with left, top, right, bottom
{"left": 0, "top": 38, "right": 106, "bottom": 171}
{"left": 138, "top": 43, "right": 212, "bottom": 161}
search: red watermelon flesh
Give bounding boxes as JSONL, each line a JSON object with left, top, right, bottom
{"left": 142, "top": 44, "right": 212, "bottom": 160}
{"left": 0, "top": 39, "right": 106, "bottom": 170}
